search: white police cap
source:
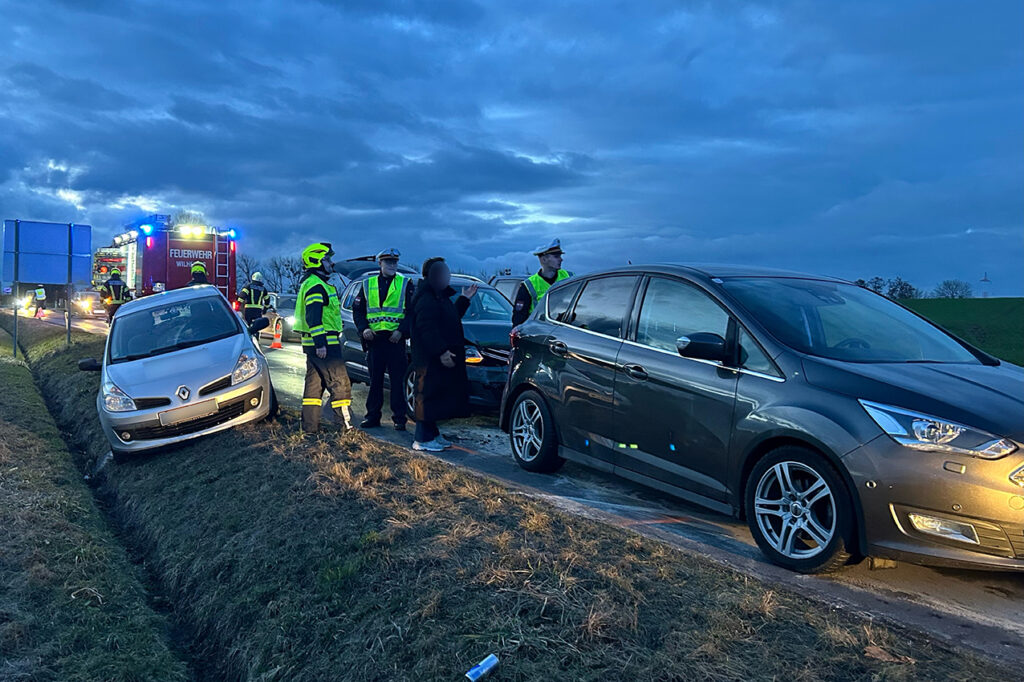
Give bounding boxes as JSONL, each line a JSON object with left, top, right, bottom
{"left": 532, "top": 238, "right": 564, "bottom": 256}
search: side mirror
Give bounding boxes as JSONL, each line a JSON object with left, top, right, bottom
{"left": 249, "top": 317, "right": 270, "bottom": 334}
{"left": 676, "top": 333, "right": 729, "bottom": 363}
{"left": 78, "top": 358, "right": 102, "bottom": 372}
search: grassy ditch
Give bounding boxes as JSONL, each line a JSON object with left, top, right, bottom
{"left": 0, "top": 329, "right": 188, "bottom": 682}
{"left": 4, "top": 316, "right": 1014, "bottom": 681}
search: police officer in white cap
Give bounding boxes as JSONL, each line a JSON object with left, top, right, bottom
{"left": 511, "top": 238, "right": 573, "bottom": 326}
{"left": 352, "top": 248, "right": 413, "bottom": 430}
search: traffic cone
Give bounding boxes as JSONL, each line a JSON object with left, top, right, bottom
{"left": 269, "top": 320, "right": 283, "bottom": 349}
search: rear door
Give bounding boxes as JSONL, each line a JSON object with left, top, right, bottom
{"left": 548, "top": 275, "right": 640, "bottom": 463}
{"left": 612, "top": 276, "right": 738, "bottom": 508}
{"left": 339, "top": 279, "right": 369, "bottom": 379}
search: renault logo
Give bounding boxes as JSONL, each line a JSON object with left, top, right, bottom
{"left": 176, "top": 385, "right": 191, "bottom": 401}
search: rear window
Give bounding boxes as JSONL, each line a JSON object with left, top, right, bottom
{"left": 109, "top": 296, "right": 241, "bottom": 363}
{"left": 544, "top": 280, "right": 582, "bottom": 323}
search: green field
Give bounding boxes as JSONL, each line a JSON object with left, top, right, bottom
{"left": 901, "top": 297, "right": 1023, "bottom": 366}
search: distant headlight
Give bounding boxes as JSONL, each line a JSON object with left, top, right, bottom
{"left": 232, "top": 350, "right": 260, "bottom": 384}
{"left": 285, "top": 315, "right": 296, "bottom": 326}
{"left": 859, "top": 400, "right": 1017, "bottom": 460}
{"left": 103, "top": 381, "right": 136, "bottom": 412}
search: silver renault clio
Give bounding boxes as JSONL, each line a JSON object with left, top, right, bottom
{"left": 79, "top": 285, "right": 272, "bottom": 459}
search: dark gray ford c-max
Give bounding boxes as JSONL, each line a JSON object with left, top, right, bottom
{"left": 499, "top": 264, "right": 1024, "bottom": 573}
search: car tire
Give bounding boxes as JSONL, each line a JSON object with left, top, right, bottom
{"left": 267, "top": 386, "right": 280, "bottom": 420}
{"left": 508, "top": 390, "right": 564, "bottom": 473}
{"left": 111, "top": 448, "right": 132, "bottom": 464}
{"left": 745, "top": 446, "right": 854, "bottom": 574}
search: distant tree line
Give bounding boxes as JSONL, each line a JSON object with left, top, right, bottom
{"left": 854, "top": 276, "right": 974, "bottom": 299}
{"left": 236, "top": 254, "right": 304, "bottom": 294}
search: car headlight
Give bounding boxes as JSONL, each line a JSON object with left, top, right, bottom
{"left": 232, "top": 350, "right": 260, "bottom": 384}
{"left": 465, "top": 345, "right": 484, "bottom": 364}
{"left": 859, "top": 400, "right": 1017, "bottom": 460}
{"left": 1011, "top": 465, "right": 1024, "bottom": 488}
{"left": 285, "top": 315, "right": 296, "bottom": 326}
{"left": 103, "top": 381, "right": 136, "bottom": 412}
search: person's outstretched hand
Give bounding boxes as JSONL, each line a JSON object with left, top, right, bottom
{"left": 462, "top": 284, "right": 479, "bottom": 299}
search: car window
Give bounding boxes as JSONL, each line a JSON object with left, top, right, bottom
{"left": 545, "top": 280, "right": 582, "bottom": 323}
{"left": 637, "top": 277, "right": 730, "bottom": 353}
{"left": 567, "top": 276, "right": 637, "bottom": 337}
{"left": 722, "top": 278, "right": 981, "bottom": 363}
{"left": 452, "top": 288, "right": 513, "bottom": 321}
{"left": 341, "top": 281, "right": 361, "bottom": 311}
{"left": 109, "top": 296, "right": 241, "bottom": 363}
{"left": 738, "top": 327, "right": 780, "bottom": 376}
{"left": 495, "top": 279, "right": 520, "bottom": 302}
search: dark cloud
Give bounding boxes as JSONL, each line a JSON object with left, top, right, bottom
{"left": 0, "top": 0, "right": 1021, "bottom": 294}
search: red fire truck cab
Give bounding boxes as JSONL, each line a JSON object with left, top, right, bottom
{"left": 108, "top": 215, "right": 238, "bottom": 304}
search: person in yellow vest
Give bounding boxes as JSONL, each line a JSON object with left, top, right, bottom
{"left": 32, "top": 285, "right": 47, "bottom": 319}
{"left": 293, "top": 242, "right": 353, "bottom": 433}
{"left": 352, "top": 248, "right": 413, "bottom": 430}
{"left": 511, "top": 238, "right": 573, "bottom": 326}
{"left": 99, "top": 267, "right": 132, "bottom": 324}
{"left": 238, "top": 271, "right": 270, "bottom": 329}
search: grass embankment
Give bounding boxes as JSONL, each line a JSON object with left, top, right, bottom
{"left": 4, "top": 317, "right": 1013, "bottom": 681}
{"left": 0, "top": 329, "right": 188, "bottom": 682}
{"left": 903, "top": 297, "right": 1024, "bottom": 365}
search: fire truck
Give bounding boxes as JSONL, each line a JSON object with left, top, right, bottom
{"left": 102, "top": 214, "right": 238, "bottom": 304}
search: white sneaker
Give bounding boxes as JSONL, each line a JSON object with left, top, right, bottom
{"left": 435, "top": 435, "right": 453, "bottom": 449}
{"left": 412, "top": 439, "right": 445, "bottom": 452}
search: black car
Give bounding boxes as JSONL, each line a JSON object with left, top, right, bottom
{"left": 500, "top": 264, "right": 1024, "bottom": 573}
{"left": 338, "top": 274, "right": 515, "bottom": 414}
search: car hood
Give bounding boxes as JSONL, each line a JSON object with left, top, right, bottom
{"left": 803, "top": 356, "right": 1024, "bottom": 442}
{"left": 462, "top": 320, "right": 512, "bottom": 349}
{"left": 106, "top": 334, "right": 247, "bottom": 400}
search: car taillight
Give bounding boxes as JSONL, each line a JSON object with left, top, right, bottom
{"left": 509, "top": 327, "right": 521, "bottom": 349}
{"left": 232, "top": 300, "right": 240, "bottom": 311}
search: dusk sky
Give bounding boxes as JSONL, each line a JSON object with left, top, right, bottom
{"left": 1, "top": 0, "right": 1021, "bottom": 294}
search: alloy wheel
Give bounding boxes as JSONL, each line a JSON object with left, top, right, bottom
{"left": 511, "top": 399, "right": 544, "bottom": 462}
{"left": 753, "top": 461, "right": 836, "bottom": 559}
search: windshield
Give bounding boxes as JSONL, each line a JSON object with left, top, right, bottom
{"left": 109, "top": 296, "right": 241, "bottom": 363}
{"left": 722, "top": 278, "right": 981, "bottom": 364}
{"left": 451, "top": 288, "right": 513, "bottom": 321}
{"left": 277, "top": 295, "right": 297, "bottom": 310}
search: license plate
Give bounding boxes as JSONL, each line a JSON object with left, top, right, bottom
{"left": 159, "top": 399, "right": 218, "bottom": 426}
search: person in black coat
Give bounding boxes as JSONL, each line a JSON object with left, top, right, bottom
{"left": 410, "top": 257, "right": 478, "bottom": 451}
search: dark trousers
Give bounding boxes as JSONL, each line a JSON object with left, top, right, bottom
{"left": 302, "top": 347, "right": 353, "bottom": 433}
{"left": 414, "top": 420, "right": 439, "bottom": 443}
{"left": 105, "top": 304, "right": 122, "bottom": 324}
{"left": 243, "top": 308, "right": 263, "bottom": 324}
{"left": 365, "top": 336, "right": 409, "bottom": 425}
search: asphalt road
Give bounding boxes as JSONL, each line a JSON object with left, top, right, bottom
{"left": 41, "top": 314, "right": 1024, "bottom": 667}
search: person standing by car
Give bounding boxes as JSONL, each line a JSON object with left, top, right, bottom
{"left": 238, "top": 271, "right": 270, "bottom": 330}
{"left": 32, "top": 285, "right": 47, "bottom": 319}
{"left": 188, "top": 261, "right": 209, "bottom": 286}
{"left": 294, "top": 242, "right": 353, "bottom": 434}
{"left": 353, "top": 248, "right": 413, "bottom": 431}
{"left": 511, "top": 238, "right": 573, "bottom": 326}
{"left": 99, "top": 267, "right": 132, "bottom": 324}
{"left": 410, "top": 257, "right": 478, "bottom": 451}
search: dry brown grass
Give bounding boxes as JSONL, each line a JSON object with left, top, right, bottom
{"left": 3, "top": 316, "right": 1015, "bottom": 682}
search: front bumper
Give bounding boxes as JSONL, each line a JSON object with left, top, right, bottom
{"left": 466, "top": 364, "right": 507, "bottom": 409}
{"left": 845, "top": 435, "right": 1024, "bottom": 571}
{"left": 98, "top": 372, "right": 272, "bottom": 453}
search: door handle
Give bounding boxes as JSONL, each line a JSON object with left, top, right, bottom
{"left": 624, "top": 364, "right": 648, "bottom": 380}
{"left": 549, "top": 340, "right": 569, "bottom": 356}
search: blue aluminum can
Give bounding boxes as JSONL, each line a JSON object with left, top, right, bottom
{"left": 465, "top": 654, "right": 499, "bottom": 681}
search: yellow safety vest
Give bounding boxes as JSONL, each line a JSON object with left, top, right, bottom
{"left": 294, "top": 273, "right": 343, "bottom": 348}
{"left": 366, "top": 274, "right": 408, "bottom": 332}
{"left": 524, "top": 270, "right": 571, "bottom": 312}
